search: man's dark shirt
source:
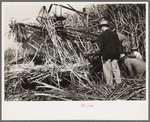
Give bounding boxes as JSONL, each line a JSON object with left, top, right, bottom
{"left": 98, "top": 29, "right": 121, "bottom": 61}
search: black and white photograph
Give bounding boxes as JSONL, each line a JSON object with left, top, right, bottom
{"left": 2, "top": 2, "right": 149, "bottom": 120}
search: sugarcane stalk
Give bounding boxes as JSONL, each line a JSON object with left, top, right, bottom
{"left": 84, "top": 93, "right": 89, "bottom": 100}
{"left": 126, "top": 88, "right": 146, "bottom": 100}
{"left": 107, "top": 79, "right": 126, "bottom": 100}
{"left": 114, "top": 86, "right": 131, "bottom": 100}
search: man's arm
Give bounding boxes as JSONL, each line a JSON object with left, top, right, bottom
{"left": 90, "top": 39, "right": 98, "bottom": 43}
{"left": 96, "top": 34, "right": 105, "bottom": 56}
{"left": 124, "top": 59, "right": 135, "bottom": 78}
{"left": 128, "top": 55, "right": 136, "bottom": 58}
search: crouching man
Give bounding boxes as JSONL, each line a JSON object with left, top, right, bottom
{"left": 120, "top": 54, "right": 146, "bottom": 78}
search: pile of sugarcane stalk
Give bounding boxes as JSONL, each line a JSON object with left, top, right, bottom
{"left": 5, "top": 62, "right": 146, "bottom": 101}
{"left": 106, "top": 77, "right": 146, "bottom": 100}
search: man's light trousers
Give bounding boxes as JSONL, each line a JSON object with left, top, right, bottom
{"left": 102, "top": 59, "right": 122, "bottom": 85}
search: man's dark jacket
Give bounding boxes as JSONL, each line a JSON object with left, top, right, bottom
{"left": 98, "top": 29, "right": 121, "bottom": 61}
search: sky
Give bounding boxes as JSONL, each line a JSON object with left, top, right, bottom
{"left": 2, "top": 2, "right": 91, "bottom": 50}
{"left": 3, "top": 2, "right": 91, "bottom": 28}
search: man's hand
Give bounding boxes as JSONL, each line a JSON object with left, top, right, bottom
{"left": 128, "top": 55, "right": 136, "bottom": 58}
{"left": 84, "top": 52, "right": 95, "bottom": 57}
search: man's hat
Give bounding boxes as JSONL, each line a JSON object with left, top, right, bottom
{"left": 117, "top": 32, "right": 126, "bottom": 41}
{"left": 99, "top": 20, "right": 109, "bottom": 27}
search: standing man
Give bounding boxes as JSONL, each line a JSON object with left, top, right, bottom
{"left": 98, "top": 20, "right": 122, "bottom": 88}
